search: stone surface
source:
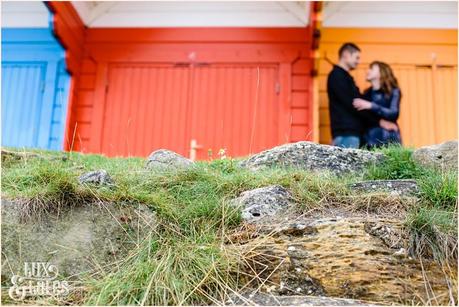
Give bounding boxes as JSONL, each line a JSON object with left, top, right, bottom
{"left": 412, "top": 140, "right": 458, "bottom": 172}
{"left": 231, "top": 185, "right": 294, "bottom": 223}
{"left": 227, "top": 291, "right": 374, "bottom": 306}
{"left": 239, "top": 141, "right": 384, "bottom": 176}
{"left": 79, "top": 170, "right": 114, "bottom": 186}
{"left": 1, "top": 198, "right": 155, "bottom": 283}
{"left": 146, "top": 149, "right": 193, "bottom": 170}
{"left": 229, "top": 217, "right": 455, "bottom": 305}
{"left": 364, "top": 221, "right": 408, "bottom": 250}
{"left": 349, "top": 179, "right": 419, "bottom": 196}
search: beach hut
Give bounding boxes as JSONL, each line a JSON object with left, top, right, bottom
{"left": 1, "top": 1, "right": 71, "bottom": 150}
{"left": 46, "top": 1, "right": 318, "bottom": 158}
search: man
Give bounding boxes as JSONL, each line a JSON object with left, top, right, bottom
{"left": 327, "top": 42, "right": 366, "bottom": 148}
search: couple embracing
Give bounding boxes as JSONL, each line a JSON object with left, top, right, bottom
{"left": 327, "top": 43, "right": 402, "bottom": 149}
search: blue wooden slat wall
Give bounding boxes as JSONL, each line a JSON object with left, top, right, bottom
{"left": 1, "top": 27, "right": 71, "bottom": 150}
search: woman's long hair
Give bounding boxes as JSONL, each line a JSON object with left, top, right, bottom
{"left": 370, "top": 61, "right": 400, "bottom": 96}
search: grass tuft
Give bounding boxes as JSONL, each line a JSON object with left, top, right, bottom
{"left": 366, "top": 144, "right": 457, "bottom": 263}
{"left": 366, "top": 145, "right": 424, "bottom": 180}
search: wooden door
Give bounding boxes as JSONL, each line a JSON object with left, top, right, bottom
{"left": 101, "top": 63, "right": 190, "bottom": 157}
{"left": 188, "top": 64, "right": 280, "bottom": 160}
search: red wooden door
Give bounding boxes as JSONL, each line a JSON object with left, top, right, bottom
{"left": 189, "top": 64, "right": 280, "bottom": 160}
{"left": 100, "top": 62, "right": 280, "bottom": 158}
{"left": 101, "top": 63, "right": 190, "bottom": 157}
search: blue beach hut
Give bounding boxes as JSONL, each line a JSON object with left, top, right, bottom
{"left": 1, "top": 1, "right": 70, "bottom": 150}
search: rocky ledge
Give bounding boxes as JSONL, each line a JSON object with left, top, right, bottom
{"left": 239, "top": 141, "right": 384, "bottom": 176}
{"left": 228, "top": 216, "right": 453, "bottom": 305}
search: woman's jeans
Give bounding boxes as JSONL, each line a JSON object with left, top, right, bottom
{"left": 332, "top": 135, "right": 360, "bottom": 149}
{"left": 364, "top": 127, "right": 402, "bottom": 149}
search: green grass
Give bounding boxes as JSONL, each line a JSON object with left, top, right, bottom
{"left": 365, "top": 144, "right": 457, "bottom": 262}
{"left": 365, "top": 145, "right": 425, "bottom": 180}
{"left": 1, "top": 145, "right": 457, "bottom": 304}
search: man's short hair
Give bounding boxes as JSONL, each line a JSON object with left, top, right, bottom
{"left": 338, "top": 43, "right": 361, "bottom": 58}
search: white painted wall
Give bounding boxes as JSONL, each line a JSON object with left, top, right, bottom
{"left": 72, "top": 1, "right": 310, "bottom": 27}
{"left": 323, "top": 1, "right": 458, "bottom": 29}
{"left": 5, "top": 1, "right": 454, "bottom": 29}
{"left": 1, "top": 1, "right": 50, "bottom": 28}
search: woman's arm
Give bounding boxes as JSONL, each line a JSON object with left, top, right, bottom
{"left": 368, "top": 88, "right": 401, "bottom": 121}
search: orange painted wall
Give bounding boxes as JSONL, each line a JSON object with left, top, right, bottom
{"left": 317, "top": 28, "right": 458, "bottom": 147}
{"left": 67, "top": 28, "right": 315, "bottom": 157}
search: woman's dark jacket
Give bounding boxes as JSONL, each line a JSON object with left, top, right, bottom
{"left": 362, "top": 87, "right": 402, "bottom": 147}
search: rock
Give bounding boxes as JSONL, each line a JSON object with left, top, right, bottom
{"left": 412, "top": 140, "right": 458, "bottom": 172}
{"left": 2, "top": 149, "right": 67, "bottom": 165}
{"left": 231, "top": 185, "right": 294, "bottom": 223}
{"left": 227, "top": 291, "right": 375, "bottom": 306}
{"left": 349, "top": 179, "right": 419, "bottom": 196}
{"left": 239, "top": 141, "right": 384, "bottom": 176}
{"left": 2, "top": 149, "right": 41, "bottom": 163}
{"left": 228, "top": 217, "right": 453, "bottom": 305}
{"left": 277, "top": 267, "right": 325, "bottom": 296}
{"left": 146, "top": 149, "right": 193, "bottom": 170}
{"left": 79, "top": 170, "right": 114, "bottom": 186}
{"left": 363, "top": 221, "right": 408, "bottom": 250}
{"left": 276, "top": 223, "right": 318, "bottom": 237}
{"left": 1, "top": 198, "right": 155, "bottom": 284}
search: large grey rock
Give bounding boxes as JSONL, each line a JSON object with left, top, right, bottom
{"left": 231, "top": 185, "right": 293, "bottom": 223}
{"left": 349, "top": 179, "right": 419, "bottom": 196}
{"left": 79, "top": 170, "right": 114, "bottom": 186}
{"left": 227, "top": 291, "right": 375, "bottom": 306}
{"left": 1, "top": 198, "right": 155, "bottom": 284}
{"left": 412, "top": 140, "right": 458, "bottom": 172}
{"left": 239, "top": 141, "right": 384, "bottom": 176}
{"left": 146, "top": 149, "right": 193, "bottom": 170}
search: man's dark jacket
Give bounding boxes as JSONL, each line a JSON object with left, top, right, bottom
{"left": 327, "top": 65, "right": 378, "bottom": 138}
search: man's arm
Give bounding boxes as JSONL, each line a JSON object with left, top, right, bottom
{"left": 369, "top": 88, "right": 401, "bottom": 121}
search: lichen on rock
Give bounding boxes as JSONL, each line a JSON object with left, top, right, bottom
{"left": 349, "top": 179, "right": 419, "bottom": 196}
{"left": 227, "top": 291, "right": 375, "bottom": 306}
{"left": 230, "top": 185, "right": 294, "bottom": 223}
{"left": 79, "top": 169, "right": 114, "bottom": 186}
{"left": 229, "top": 217, "right": 455, "bottom": 305}
{"left": 145, "top": 149, "right": 193, "bottom": 170}
{"left": 239, "top": 141, "right": 384, "bottom": 176}
{"left": 412, "top": 140, "right": 458, "bottom": 172}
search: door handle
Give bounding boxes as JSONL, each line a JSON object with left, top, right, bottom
{"left": 189, "top": 139, "right": 203, "bottom": 161}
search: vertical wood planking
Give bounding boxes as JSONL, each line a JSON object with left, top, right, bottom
{"left": 317, "top": 27, "right": 458, "bottom": 147}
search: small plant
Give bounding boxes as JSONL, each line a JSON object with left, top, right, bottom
{"left": 217, "top": 148, "right": 227, "bottom": 160}
{"left": 418, "top": 169, "right": 457, "bottom": 210}
{"left": 366, "top": 144, "right": 424, "bottom": 180}
{"left": 407, "top": 206, "right": 457, "bottom": 262}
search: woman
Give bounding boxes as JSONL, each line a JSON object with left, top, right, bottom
{"left": 353, "top": 61, "right": 402, "bottom": 148}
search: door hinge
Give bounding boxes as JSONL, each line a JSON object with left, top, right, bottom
{"left": 40, "top": 81, "right": 46, "bottom": 93}
{"left": 275, "top": 82, "right": 280, "bottom": 95}
{"left": 105, "top": 84, "right": 109, "bottom": 93}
